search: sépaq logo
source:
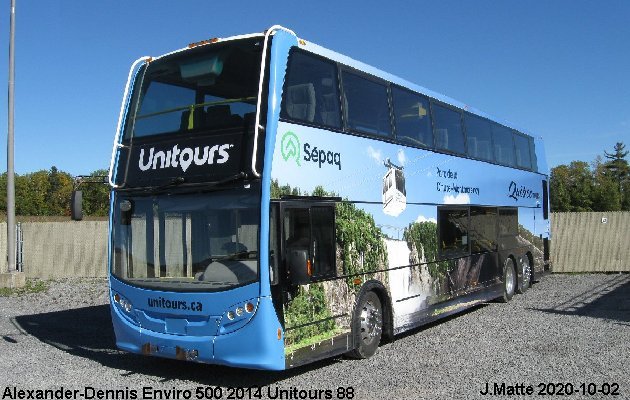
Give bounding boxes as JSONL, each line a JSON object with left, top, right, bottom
{"left": 138, "top": 143, "right": 233, "bottom": 173}
{"left": 281, "top": 131, "right": 341, "bottom": 170}
{"left": 281, "top": 131, "right": 301, "bottom": 166}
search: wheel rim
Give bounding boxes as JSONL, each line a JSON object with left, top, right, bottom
{"left": 359, "top": 299, "right": 382, "bottom": 345}
{"left": 522, "top": 259, "right": 531, "bottom": 289}
{"left": 505, "top": 262, "right": 515, "bottom": 296}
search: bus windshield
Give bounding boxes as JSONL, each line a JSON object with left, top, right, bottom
{"left": 111, "top": 187, "right": 260, "bottom": 291}
{"left": 124, "top": 37, "right": 263, "bottom": 140}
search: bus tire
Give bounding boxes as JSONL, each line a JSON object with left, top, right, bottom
{"left": 516, "top": 256, "right": 532, "bottom": 294}
{"left": 500, "top": 258, "right": 516, "bottom": 302}
{"left": 348, "top": 291, "right": 383, "bottom": 359}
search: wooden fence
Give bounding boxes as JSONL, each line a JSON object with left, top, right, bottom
{"left": 0, "top": 212, "right": 628, "bottom": 278}
{"left": 551, "top": 212, "right": 629, "bottom": 272}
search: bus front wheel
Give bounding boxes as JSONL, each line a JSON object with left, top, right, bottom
{"left": 348, "top": 291, "right": 383, "bottom": 359}
{"left": 500, "top": 258, "right": 516, "bottom": 303}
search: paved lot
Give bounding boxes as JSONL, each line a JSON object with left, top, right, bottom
{"left": 1, "top": 274, "right": 629, "bottom": 399}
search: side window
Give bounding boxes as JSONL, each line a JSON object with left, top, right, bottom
{"left": 464, "top": 113, "right": 494, "bottom": 162}
{"left": 283, "top": 205, "right": 336, "bottom": 282}
{"left": 391, "top": 86, "right": 432, "bottom": 147}
{"left": 341, "top": 70, "right": 392, "bottom": 137}
{"left": 529, "top": 136, "right": 538, "bottom": 172}
{"left": 513, "top": 132, "right": 533, "bottom": 170}
{"left": 498, "top": 208, "right": 518, "bottom": 236}
{"left": 492, "top": 124, "right": 516, "bottom": 167}
{"left": 438, "top": 207, "right": 469, "bottom": 258}
{"left": 470, "top": 207, "right": 497, "bottom": 253}
{"left": 281, "top": 51, "right": 341, "bottom": 129}
{"left": 432, "top": 103, "right": 465, "bottom": 154}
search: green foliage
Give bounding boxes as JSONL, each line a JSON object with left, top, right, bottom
{"left": 270, "top": 179, "right": 300, "bottom": 199}
{"left": 0, "top": 167, "right": 109, "bottom": 217}
{"left": 591, "top": 157, "right": 621, "bottom": 211}
{"left": 284, "top": 283, "right": 336, "bottom": 349}
{"left": 80, "top": 169, "right": 110, "bottom": 216}
{"left": 0, "top": 279, "right": 49, "bottom": 297}
{"left": 336, "top": 201, "right": 388, "bottom": 284}
{"left": 403, "top": 221, "right": 438, "bottom": 262}
{"left": 550, "top": 142, "right": 629, "bottom": 212}
{"left": 403, "top": 221, "right": 448, "bottom": 277}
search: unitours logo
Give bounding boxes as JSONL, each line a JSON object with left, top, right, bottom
{"left": 280, "top": 131, "right": 341, "bottom": 170}
{"left": 138, "top": 144, "right": 234, "bottom": 173}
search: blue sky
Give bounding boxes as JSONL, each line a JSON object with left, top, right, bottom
{"left": 0, "top": 0, "right": 628, "bottom": 176}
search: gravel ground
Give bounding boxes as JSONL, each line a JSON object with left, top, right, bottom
{"left": 1, "top": 273, "right": 628, "bottom": 400}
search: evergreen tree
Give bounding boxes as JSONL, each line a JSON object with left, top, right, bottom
{"left": 603, "top": 142, "right": 629, "bottom": 210}
{"left": 591, "top": 156, "right": 621, "bottom": 211}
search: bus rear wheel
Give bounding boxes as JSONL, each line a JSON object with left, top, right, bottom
{"left": 348, "top": 291, "right": 382, "bottom": 359}
{"left": 517, "top": 257, "right": 532, "bottom": 294}
{"left": 500, "top": 258, "right": 516, "bottom": 303}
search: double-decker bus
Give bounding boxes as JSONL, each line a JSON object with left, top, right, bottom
{"left": 103, "top": 25, "right": 551, "bottom": 370}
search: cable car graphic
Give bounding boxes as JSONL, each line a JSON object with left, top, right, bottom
{"left": 382, "top": 158, "right": 406, "bottom": 217}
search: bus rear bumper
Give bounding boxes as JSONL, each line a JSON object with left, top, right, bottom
{"left": 111, "top": 296, "right": 286, "bottom": 370}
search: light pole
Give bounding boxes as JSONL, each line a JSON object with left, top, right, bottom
{"left": 6, "top": 0, "right": 16, "bottom": 274}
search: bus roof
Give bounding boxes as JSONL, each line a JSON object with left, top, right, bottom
{"left": 148, "top": 28, "right": 537, "bottom": 139}
{"left": 297, "top": 38, "right": 535, "bottom": 139}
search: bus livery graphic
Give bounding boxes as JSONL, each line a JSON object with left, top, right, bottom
{"left": 106, "top": 26, "right": 551, "bottom": 370}
{"left": 281, "top": 131, "right": 301, "bottom": 166}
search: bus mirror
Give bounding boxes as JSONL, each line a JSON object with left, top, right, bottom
{"left": 287, "top": 249, "right": 311, "bottom": 285}
{"left": 71, "top": 190, "right": 83, "bottom": 221}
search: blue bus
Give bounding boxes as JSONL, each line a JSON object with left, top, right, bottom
{"left": 104, "top": 25, "right": 551, "bottom": 370}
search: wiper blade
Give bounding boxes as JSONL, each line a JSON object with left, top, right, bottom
{"left": 156, "top": 176, "right": 185, "bottom": 190}
{"left": 120, "top": 172, "right": 249, "bottom": 194}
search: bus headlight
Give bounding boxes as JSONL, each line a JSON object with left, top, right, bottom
{"left": 112, "top": 291, "right": 138, "bottom": 324}
{"left": 218, "top": 299, "right": 259, "bottom": 335}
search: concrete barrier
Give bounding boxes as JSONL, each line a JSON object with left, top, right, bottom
{"left": 0, "top": 221, "right": 108, "bottom": 278}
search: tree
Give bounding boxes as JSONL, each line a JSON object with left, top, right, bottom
{"left": 550, "top": 165, "right": 571, "bottom": 212}
{"left": 46, "top": 166, "right": 74, "bottom": 215}
{"left": 550, "top": 161, "right": 594, "bottom": 212}
{"left": 80, "top": 169, "right": 110, "bottom": 216}
{"left": 0, "top": 166, "right": 109, "bottom": 217}
{"left": 603, "top": 142, "right": 629, "bottom": 210}
{"left": 591, "top": 156, "right": 621, "bottom": 211}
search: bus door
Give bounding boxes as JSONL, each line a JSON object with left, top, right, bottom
{"left": 275, "top": 200, "right": 344, "bottom": 365}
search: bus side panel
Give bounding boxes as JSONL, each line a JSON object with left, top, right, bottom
{"left": 270, "top": 121, "right": 545, "bottom": 360}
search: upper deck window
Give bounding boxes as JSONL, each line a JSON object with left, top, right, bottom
{"left": 432, "top": 103, "right": 465, "bottom": 154}
{"left": 281, "top": 51, "right": 341, "bottom": 129}
{"left": 341, "top": 70, "right": 392, "bottom": 137}
{"left": 492, "top": 124, "right": 516, "bottom": 167}
{"left": 392, "top": 86, "right": 432, "bottom": 148}
{"left": 464, "top": 113, "right": 494, "bottom": 162}
{"left": 125, "top": 38, "right": 262, "bottom": 140}
{"left": 514, "top": 132, "right": 533, "bottom": 170}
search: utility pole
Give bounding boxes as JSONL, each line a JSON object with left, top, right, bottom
{"left": 2, "top": 0, "right": 24, "bottom": 288}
